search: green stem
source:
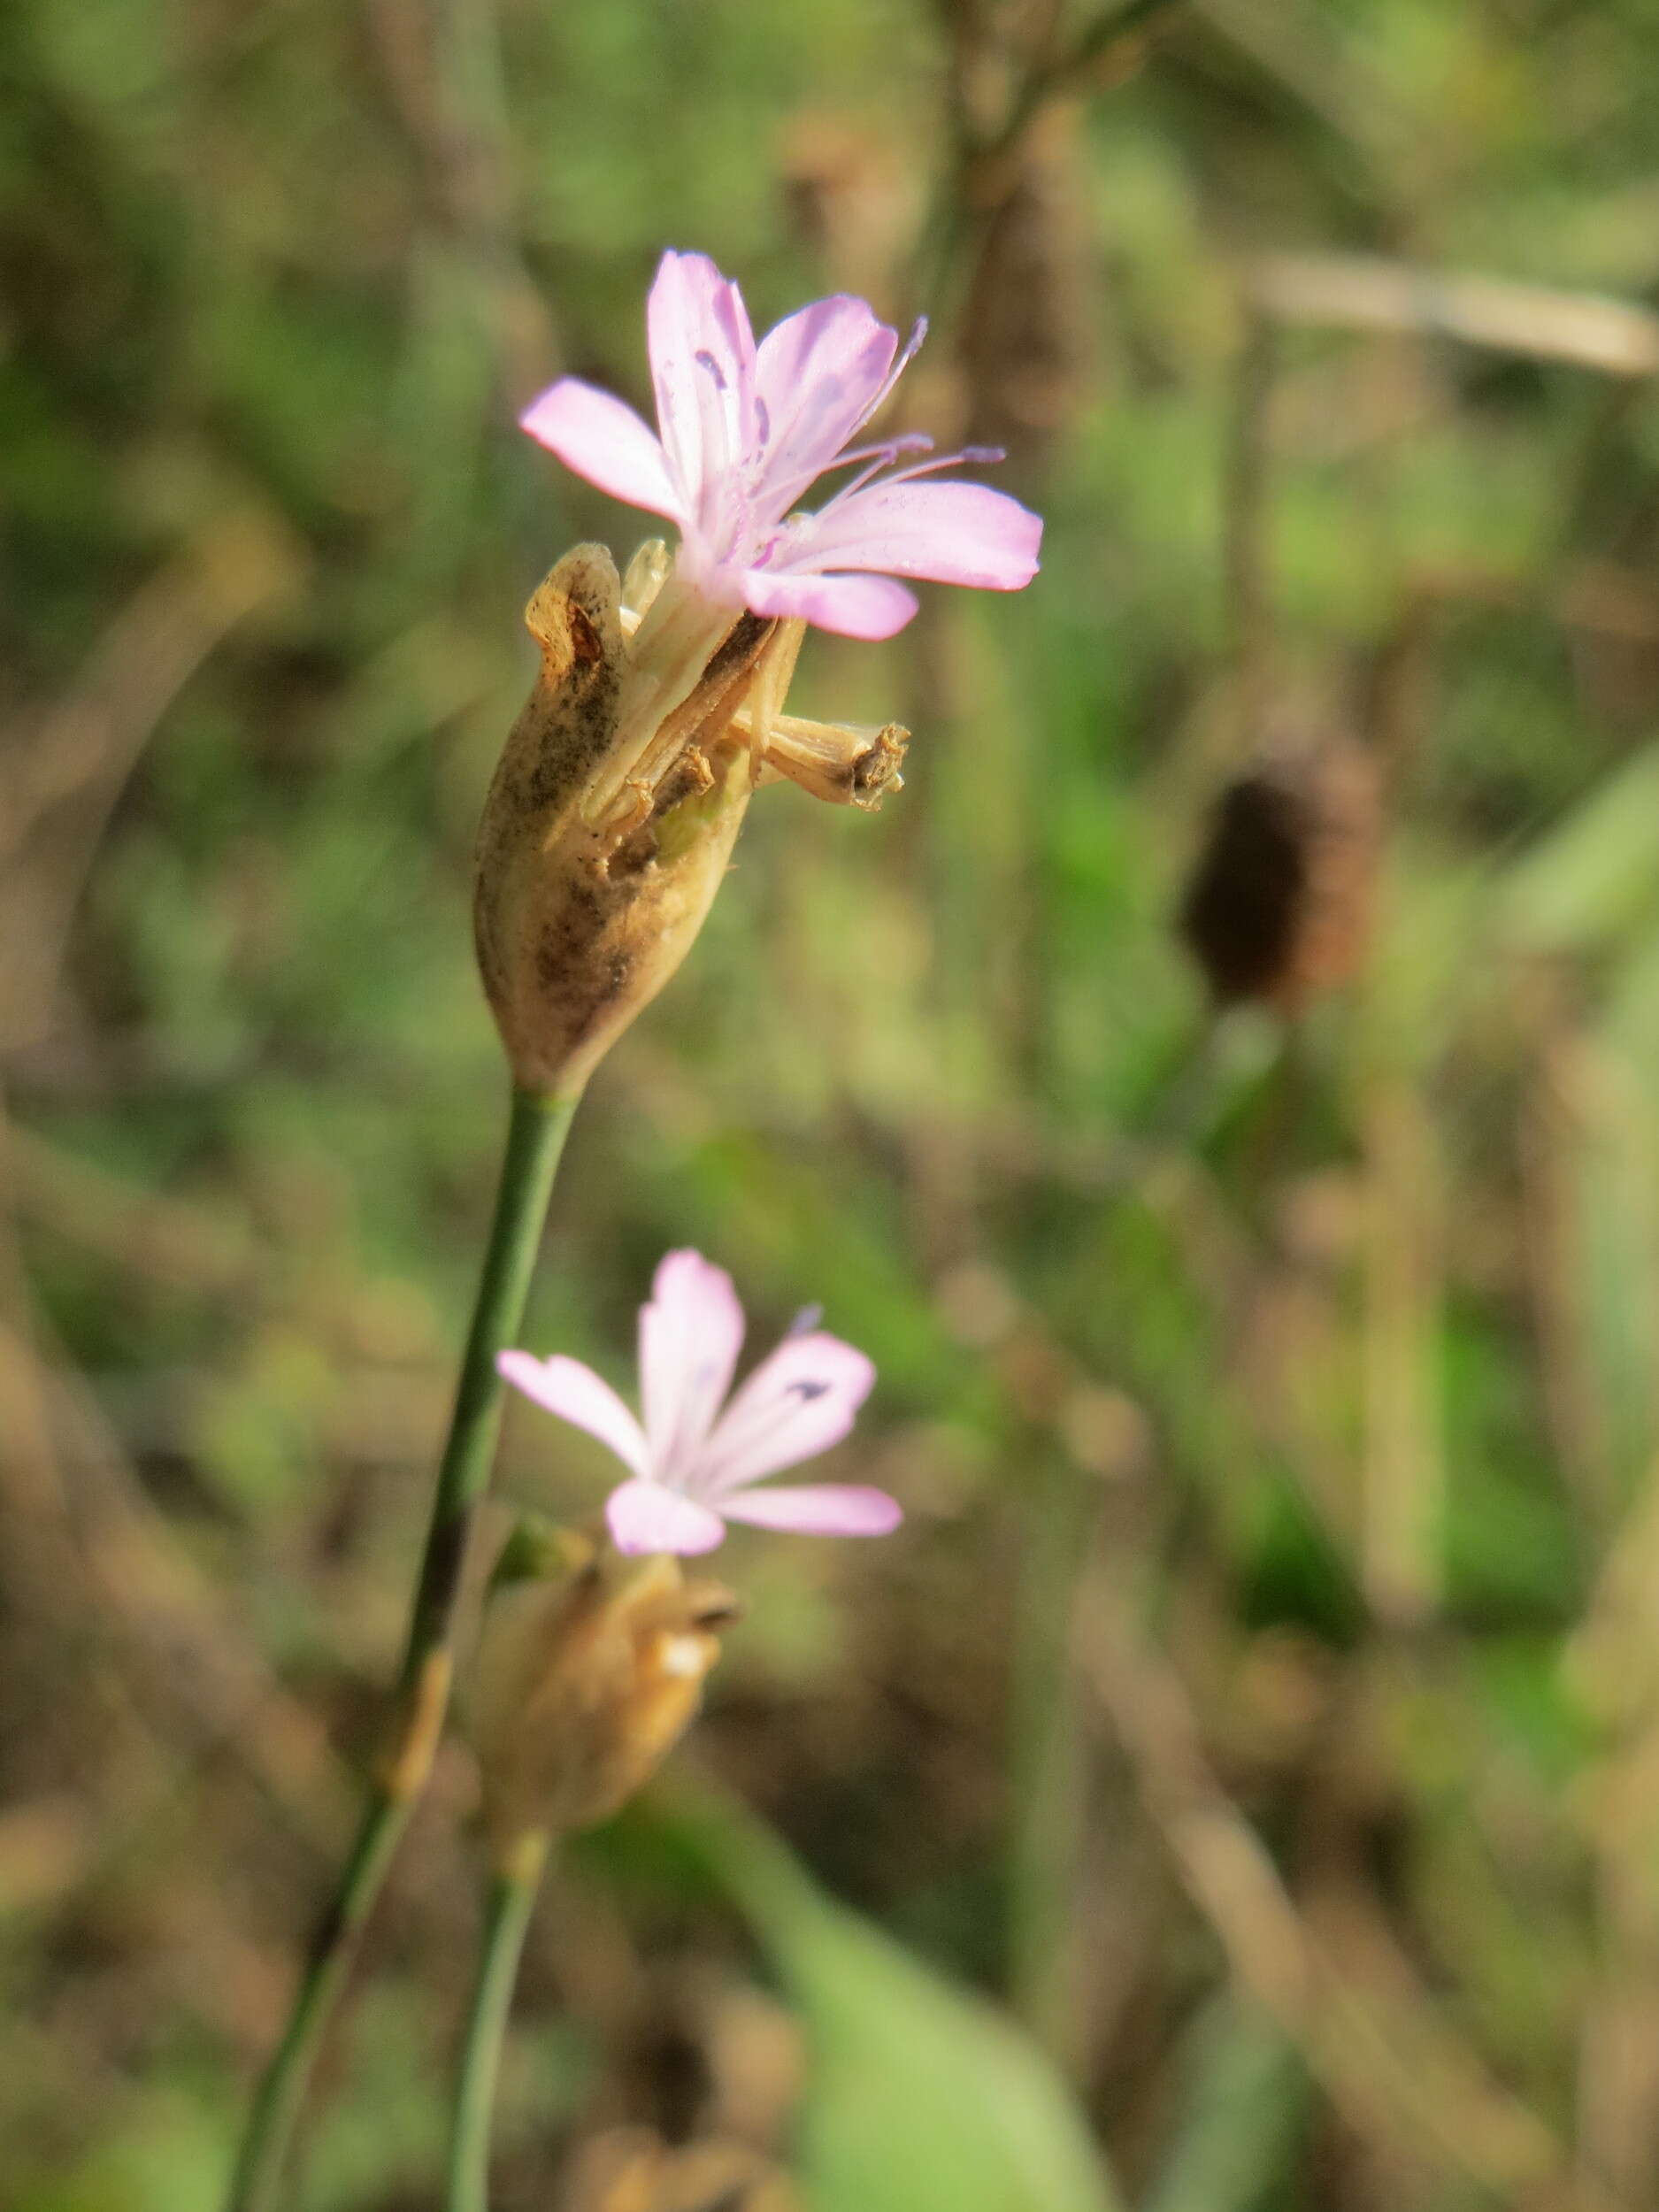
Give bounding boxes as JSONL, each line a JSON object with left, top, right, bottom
{"left": 449, "top": 1838, "right": 550, "bottom": 2212}
{"left": 225, "top": 1797, "right": 408, "bottom": 2212}
{"left": 227, "top": 1087, "right": 578, "bottom": 2212}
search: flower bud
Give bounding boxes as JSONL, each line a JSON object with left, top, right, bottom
{"left": 473, "top": 545, "right": 777, "bottom": 1097}
{"left": 471, "top": 1523, "right": 738, "bottom": 1857}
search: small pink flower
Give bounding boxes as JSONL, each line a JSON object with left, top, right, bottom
{"left": 519, "top": 249, "right": 1041, "bottom": 641}
{"left": 498, "top": 1249, "right": 900, "bottom": 1556}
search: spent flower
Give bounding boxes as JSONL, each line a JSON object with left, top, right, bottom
{"left": 498, "top": 1248, "right": 898, "bottom": 1555}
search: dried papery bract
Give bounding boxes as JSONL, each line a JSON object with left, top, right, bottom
{"left": 1180, "top": 730, "right": 1382, "bottom": 1014}
{"left": 746, "top": 710, "right": 908, "bottom": 811}
{"left": 472, "top": 1526, "right": 737, "bottom": 1859}
{"left": 474, "top": 543, "right": 916, "bottom": 1096}
{"left": 618, "top": 541, "right": 910, "bottom": 811}
{"left": 473, "top": 546, "right": 776, "bottom": 1097}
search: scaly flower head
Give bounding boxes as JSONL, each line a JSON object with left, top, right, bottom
{"left": 498, "top": 1248, "right": 899, "bottom": 1555}
{"left": 520, "top": 249, "right": 1042, "bottom": 641}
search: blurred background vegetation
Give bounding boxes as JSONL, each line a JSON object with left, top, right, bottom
{"left": 10, "top": 0, "right": 1659, "bottom": 2205}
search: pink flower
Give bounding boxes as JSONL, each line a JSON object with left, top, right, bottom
{"left": 519, "top": 250, "right": 1041, "bottom": 642}
{"left": 498, "top": 1249, "right": 900, "bottom": 1556}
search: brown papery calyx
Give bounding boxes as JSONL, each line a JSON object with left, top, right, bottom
{"left": 473, "top": 542, "right": 910, "bottom": 1098}
{"left": 471, "top": 1533, "right": 739, "bottom": 1859}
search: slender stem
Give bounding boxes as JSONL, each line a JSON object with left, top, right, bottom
{"left": 396, "top": 1088, "right": 580, "bottom": 1695}
{"left": 449, "top": 1836, "right": 550, "bottom": 2212}
{"left": 225, "top": 1798, "right": 408, "bottom": 2212}
{"left": 227, "top": 1087, "right": 579, "bottom": 2212}
{"left": 1007, "top": 1450, "right": 1102, "bottom": 2063}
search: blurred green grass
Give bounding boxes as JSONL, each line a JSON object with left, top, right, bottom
{"left": 10, "top": 0, "right": 1659, "bottom": 2206}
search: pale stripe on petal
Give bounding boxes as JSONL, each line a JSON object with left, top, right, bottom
{"left": 696, "top": 1331, "right": 875, "bottom": 1495}
{"left": 638, "top": 1248, "right": 747, "bottom": 1484}
{"left": 647, "top": 250, "right": 757, "bottom": 526}
{"left": 750, "top": 296, "right": 898, "bottom": 514}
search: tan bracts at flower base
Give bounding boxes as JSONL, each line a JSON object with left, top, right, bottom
{"left": 472, "top": 543, "right": 904, "bottom": 1100}
{"left": 472, "top": 544, "right": 764, "bottom": 1099}
{"left": 471, "top": 1529, "right": 738, "bottom": 1862}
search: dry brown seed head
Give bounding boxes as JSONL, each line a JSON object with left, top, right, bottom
{"left": 1179, "top": 733, "right": 1382, "bottom": 1013}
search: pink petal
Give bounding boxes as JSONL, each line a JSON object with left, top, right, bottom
{"left": 697, "top": 1330, "right": 876, "bottom": 1494}
{"left": 741, "top": 567, "right": 919, "bottom": 641}
{"left": 718, "top": 1483, "right": 902, "bottom": 1537}
{"left": 751, "top": 296, "right": 899, "bottom": 506}
{"left": 518, "top": 379, "right": 683, "bottom": 521}
{"left": 607, "top": 1478, "right": 726, "bottom": 1556}
{"left": 647, "top": 250, "right": 758, "bottom": 519}
{"left": 496, "top": 1351, "right": 649, "bottom": 1476}
{"left": 782, "top": 479, "right": 1043, "bottom": 590}
{"left": 638, "top": 1248, "right": 747, "bottom": 1484}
